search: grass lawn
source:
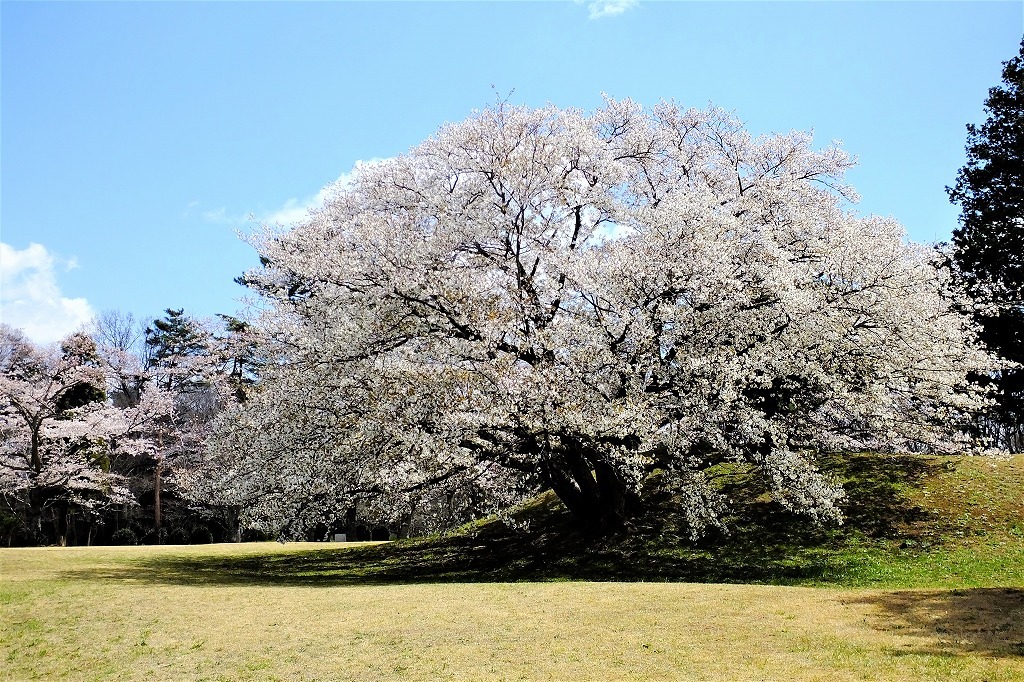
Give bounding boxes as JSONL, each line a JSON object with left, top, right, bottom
{"left": 2, "top": 454, "right": 1023, "bottom": 681}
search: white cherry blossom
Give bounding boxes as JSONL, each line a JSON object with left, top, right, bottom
{"left": 222, "top": 99, "right": 1001, "bottom": 537}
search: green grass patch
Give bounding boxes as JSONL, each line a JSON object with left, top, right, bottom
{"left": 1, "top": 453, "right": 1022, "bottom": 681}
{"left": 3, "top": 544, "right": 1023, "bottom": 681}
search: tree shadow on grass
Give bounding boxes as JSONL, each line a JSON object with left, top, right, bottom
{"left": 849, "top": 587, "right": 1024, "bottom": 658}
{"left": 55, "top": 454, "right": 976, "bottom": 589}
{"left": 58, "top": 532, "right": 853, "bottom": 588}
{"left": 822, "top": 453, "right": 943, "bottom": 539}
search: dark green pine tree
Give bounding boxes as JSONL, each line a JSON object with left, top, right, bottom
{"left": 948, "top": 40, "right": 1024, "bottom": 445}
{"left": 214, "top": 314, "right": 260, "bottom": 403}
{"left": 145, "top": 308, "right": 211, "bottom": 393}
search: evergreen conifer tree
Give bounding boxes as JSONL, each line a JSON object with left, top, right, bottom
{"left": 948, "top": 41, "right": 1024, "bottom": 447}
{"left": 144, "top": 308, "right": 210, "bottom": 393}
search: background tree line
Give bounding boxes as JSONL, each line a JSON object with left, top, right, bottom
{"left": 0, "top": 309, "right": 256, "bottom": 546}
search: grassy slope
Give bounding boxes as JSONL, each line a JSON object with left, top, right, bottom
{"left": 1, "top": 453, "right": 1022, "bottom": 681}
{"left": 179, "top": 452, "right": 1018, "bottom": 588}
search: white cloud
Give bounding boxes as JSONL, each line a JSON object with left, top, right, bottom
{"left": 261, "top": 159, "right": 386, "bottom": 227}
{"left": 262, "top": 196, "right": 320, "bottom": 227}
{"left": 0, "top": 242, "right": 95, "bottom": 345}
{"left": 582, "top": 0, "right": 639, "bottom": 19}
{"left": 197, "top": 159, "right": 390, "bottom": 231}
{"left": 201, "top": 207, "right": 232, "bottom": 225}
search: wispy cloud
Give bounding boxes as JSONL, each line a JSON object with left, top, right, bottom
{"left": 201, "top": 207, "right": 233, "bottom": 225}
{"left": 0, "top": 242, "right": 94, "bottom": 345}
{"left": 261, "top": 190, "right": 330, "bottom": 227}
{"left": 581, "top": 0, "right": 639, "bottom": 20}
{"left": 198, "top": 159, "right": 388, "bottom": 230}
{"left": 260, "top": 159, "right": 386, "bottom": 227}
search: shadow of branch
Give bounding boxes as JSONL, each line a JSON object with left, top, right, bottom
{"left": 851, "top": 588, "right": 1024, "bottom": 658}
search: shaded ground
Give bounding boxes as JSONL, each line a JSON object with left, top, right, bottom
{"left": 852, "top": 587, "right": 1024, "bottom": 658}
{"left": 57, "top": 453, "right": 1024, "bottom": 589}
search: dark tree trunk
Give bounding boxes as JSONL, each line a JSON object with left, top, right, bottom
{"left": 154, "top": 460, "right": 163, "bottom": 534}
{"left": 225, "top": 506, "right": 241, "bottom": 543}
{"left": 54, "top": 503, "right": 68, "bottom": 547}
{"left": 398, "top": 499, "right": 418, "bottom": 539}
{"left": 29, "top": 433, "right": 42, "bottom": 472}
{"left": 541, "top": 440, "right": 637, "bottom": 537}
{"left": 344, "top": 506, "right": 359, "bottom": 541}
{"left": 27, "top": 487, "right": 51, "bottom": 545}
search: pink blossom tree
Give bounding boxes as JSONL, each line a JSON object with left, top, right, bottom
{"left": 0, "top": 326, "right": 174, "bottom": 544}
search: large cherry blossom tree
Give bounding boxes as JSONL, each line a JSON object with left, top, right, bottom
{"left": 225, "top": 99, "right": 1000, "bottom": 537}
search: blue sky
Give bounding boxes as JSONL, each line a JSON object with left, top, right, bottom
{"left": 1, "top": 1, "right": 1021, "bottom": 343}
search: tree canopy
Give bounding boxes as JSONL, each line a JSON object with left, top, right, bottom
{"left": 948, "top": 41, "right": 1024, "bottom": 447}
{"left": 220, "top": 98, "right": 998, "bottom": 538}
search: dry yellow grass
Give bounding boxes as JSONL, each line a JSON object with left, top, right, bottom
{"left": 2, "top": 542, "right": 1022, "bottom": 681}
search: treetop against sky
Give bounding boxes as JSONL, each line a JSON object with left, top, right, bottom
{"left": 0, "top": 0, "right": 1020, "bottom": 344}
